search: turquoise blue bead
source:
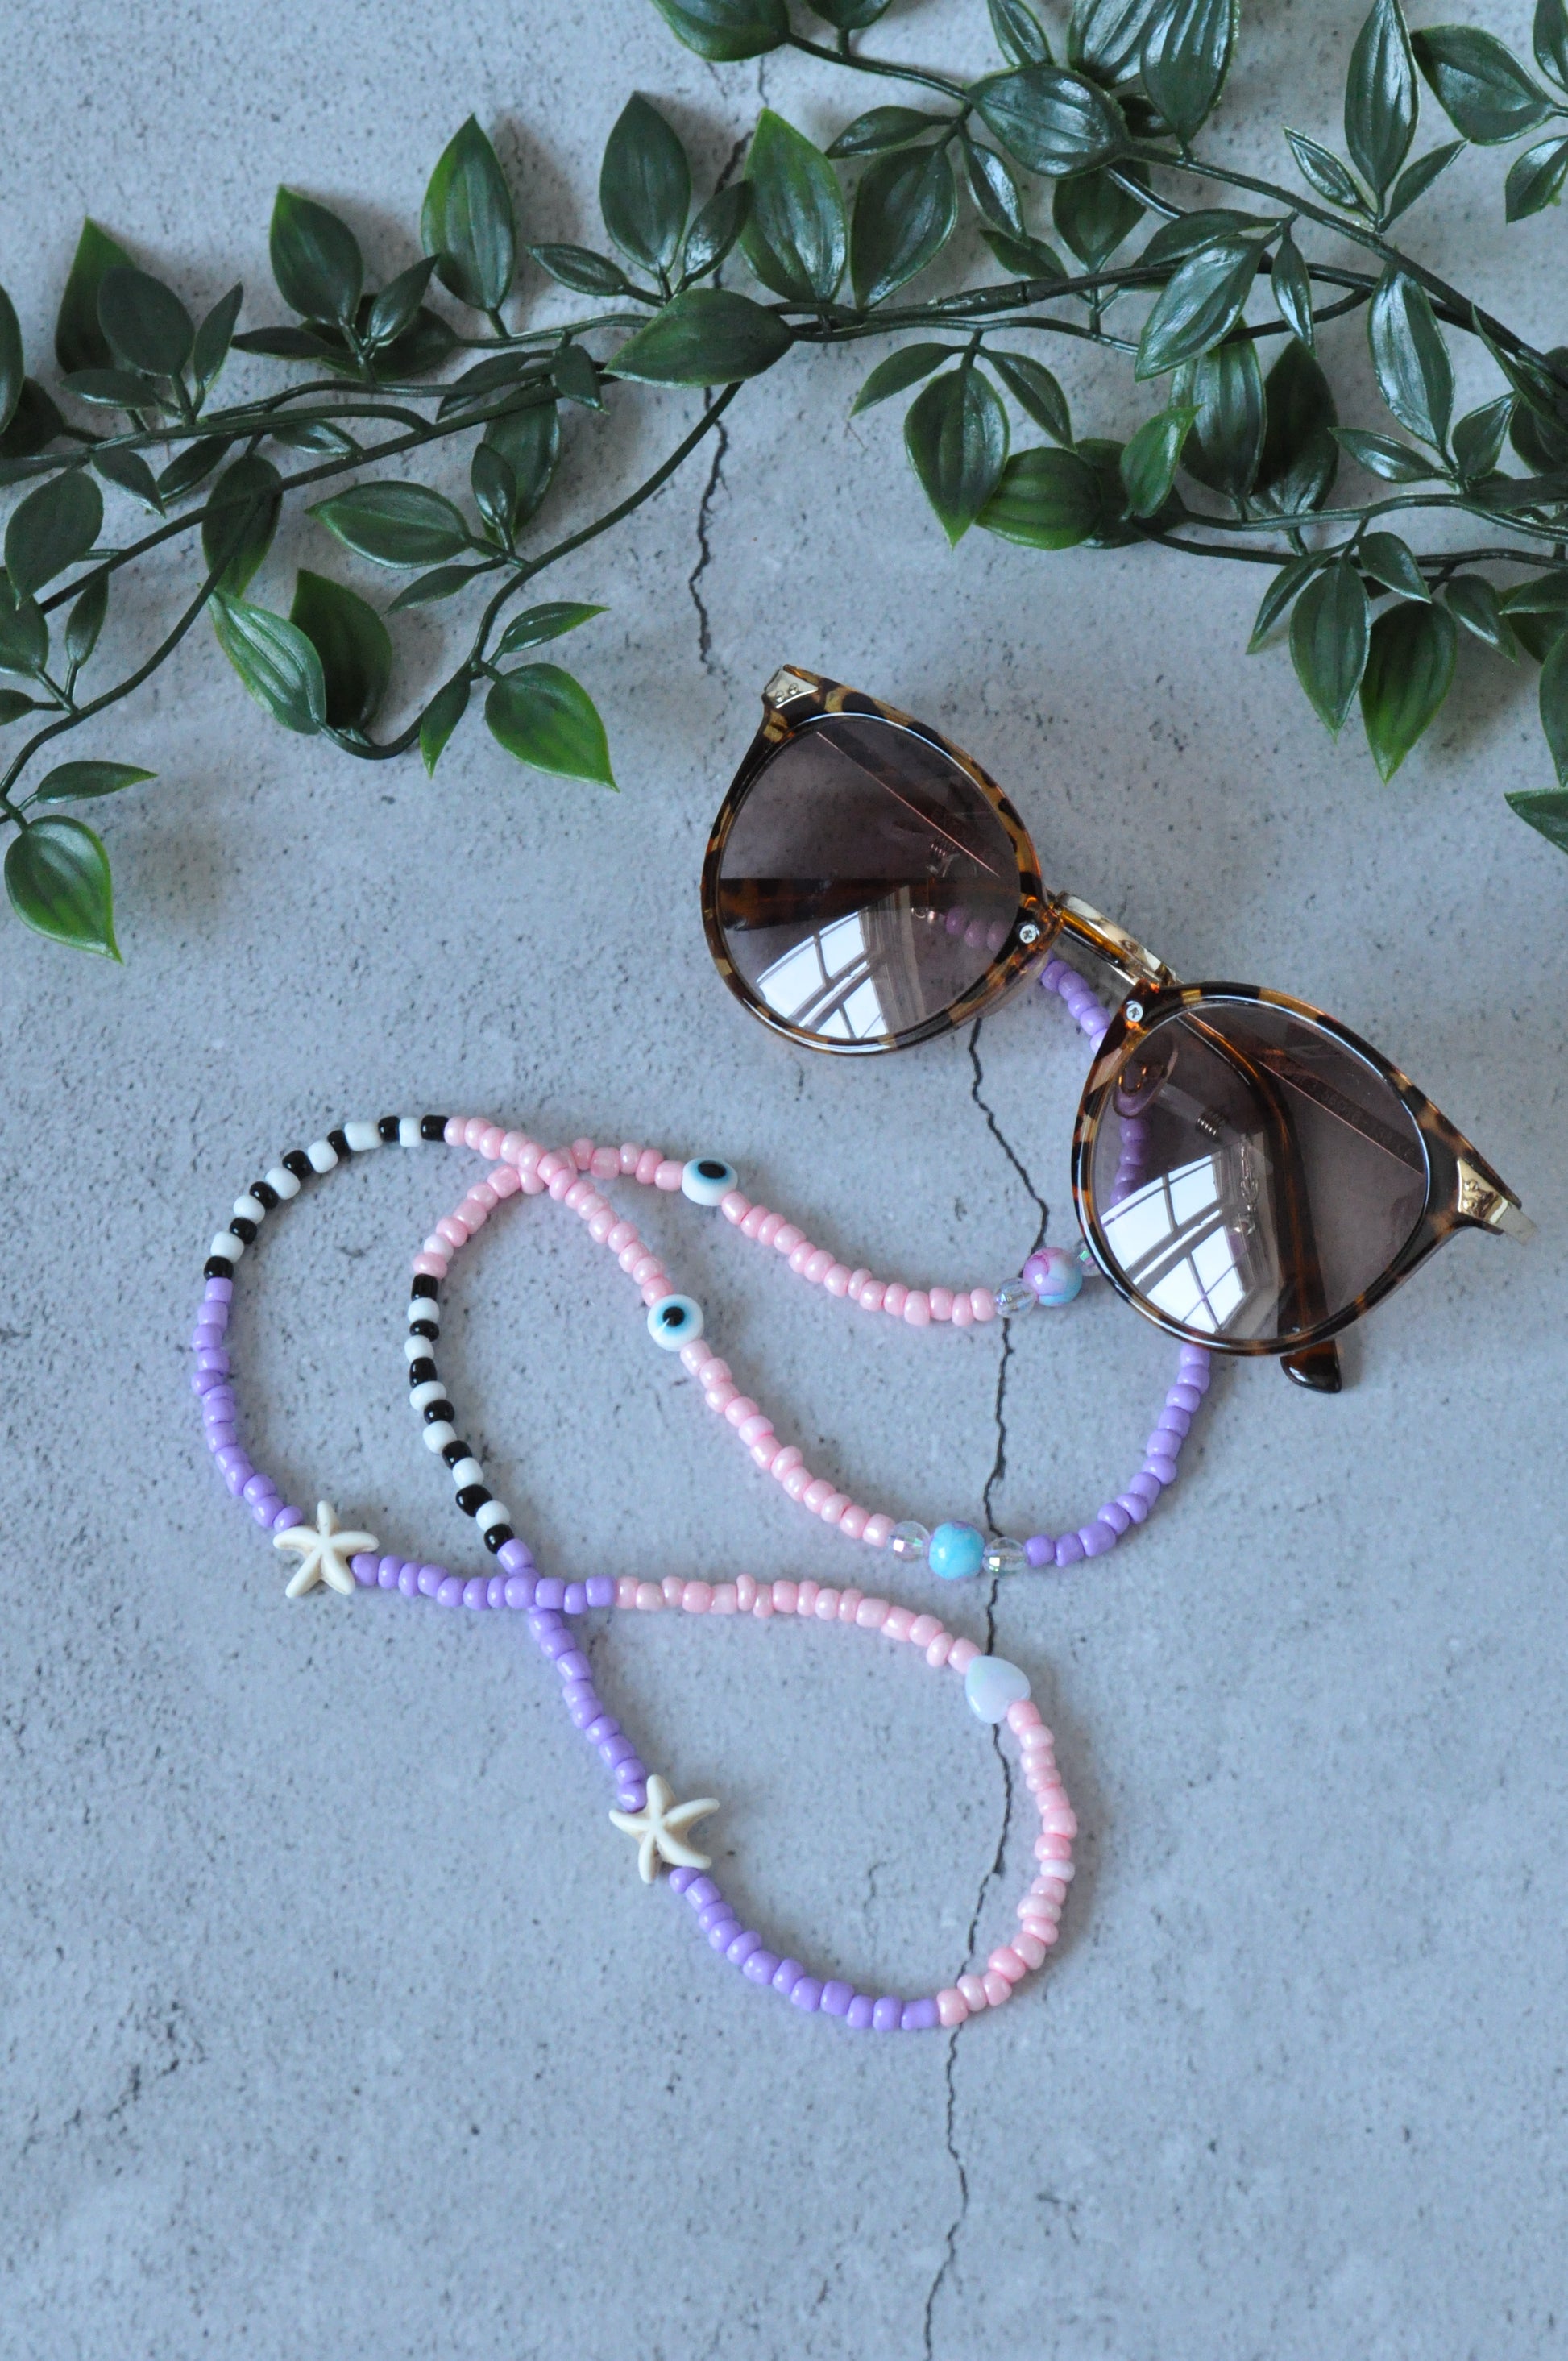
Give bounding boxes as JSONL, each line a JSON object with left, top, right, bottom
{"left": 927, "top": 1521, "right": 985, "bottom": 1580}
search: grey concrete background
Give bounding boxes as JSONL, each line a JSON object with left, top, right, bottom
{"left": 2, "top": 3, "right": 1565, "bottom": 2355}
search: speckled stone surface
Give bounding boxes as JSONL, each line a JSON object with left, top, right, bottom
{"left": 3, "top": 6, "right": 1566, "bottom": 2356}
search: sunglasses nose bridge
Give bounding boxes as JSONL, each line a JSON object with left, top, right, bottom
{"left": 1052, "top": 895, "right": 1178, "bottom": 998}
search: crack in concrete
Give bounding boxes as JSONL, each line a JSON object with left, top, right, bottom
{"left": 687, "top": 135, "right": 746, "bottom": 677}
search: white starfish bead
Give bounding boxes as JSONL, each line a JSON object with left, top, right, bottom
{"left": 272, "top": 1500, "right": 378, "bottom": 1599}
{"left": 608, "top": 1774, "right": 720, "bottom": 1883}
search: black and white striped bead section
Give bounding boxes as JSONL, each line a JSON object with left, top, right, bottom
{"left": 202, "top": 1114, "right": 449, "bottom": 1281}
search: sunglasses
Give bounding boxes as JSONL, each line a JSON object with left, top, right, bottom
{"left": 700, "top": 667, "right": 1532, "bottom": 1395}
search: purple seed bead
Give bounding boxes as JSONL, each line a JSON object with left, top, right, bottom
{"left": 569, "top": 1699, "right": 600, "bottom": 1730}
{"left": 417, "top": 1565, "right": 442, "bottom": 1599}
{"left": 726, "top": 1929, "right": 762, "bottom": 1966}
{"left": 585, "top": 1575, "right": 615, "bottom": 1609}
{"left": 379, "top": 1558, "right": 404, "bottom": 1589}
{"left": 684, "top": 1873, "right": 719, "bottom": 1909}
{"left": 496, "top": 1537, "right": 533, "bottom": 1575}
{"left": 436, "top": 1575, "right": 464, "bottom": 1608}
{"left": 486, "top": 1575, "right": 506, "bottom": 1610}
{"left": 202, "top": 1392, "right": 237, "bottom": 1421}
{"left": 1054, "top": 1532, "right": 1085, "bottom": 1567}
{"left": 351, "top": 1554, "right": 379, "bottom": 1587}
{"left": 772, "top": 1959, "right": 804, "bottom": 1998}
{"left": 534, "top": 1578, "right": 565, "bottom": 1610}
{"left": 707, "top": 1916, "right": 742, "bottom": 1951}
{"left": 222, "top": 1461, "right": 254, "bottom": 1496}
{"left": 205, "top": 1425, "right": 238, "bottom": 1451}
{"left": 696, "top": 1899, "right": 732, "bottom": 1932}
{"left": 669, "top": 1865, "right": 699, "bottom": 1894}
{"left": 819, "top": 1980, "right": 854, "bottom": 2018}
{"left": 902, "top": 1998, "right": 940, "bottom": 2031}
{"left": 1144, "top": 1454, "right": 1178, "bottom": 1485}
{"left": 872, "top": 1997, "right": 902, "bottom": 2032}
{"left": 503, "top": 1574, "right": 536, "bottom": 1608}
{"left": 462, "top": 1578, "right": 487, "bottom": 1610}
{"left": 562, "top": 1676, "right": 596, "bottom": 1710}
{"left": 846, "top": 1995, "right": 876, "bottom": 2030}
{"left": 1170, "top": 1380, "right": 1202, "bottom": 1412}
{"left": 562, "top": 1582, "right": 588, "bottom": 1616}
{"left": 251, "top": 1496, "right": 281, "bottom": 1527}
{"left": 196, "top": 1348, "right": 231, "bottom": 1376}
{"left": 616, "top": 1756, "right": 646, "bottom": 1786}
{"left": 397, "top": 1564, "right": 419, "bottom": 1598}
{"left": 586, "top": 1715, "right": 619, "bottom": 1745}
{"left": 192, "top": 1367, "right": 226, "bottom": 1396}
{"left": 1023, "top": 1534, "right": 1056, "bottom": 1568}
{"left": 1117, "top": 1490, "right": 1150, "bottom": 1524}
{"left": 1097, "top": 1500, "right": 1132, "bottom": 1536}
{"left": 204, "top": 1276, "right": 234, "bottom": 1302}
{"left": 790, "top": 1977, "right": 823, "bottom": 2013}
{"left": 616, "top": 1780, "right": 646, "bottom": 1811}
{"left": 241, "top": 1473, "right": 272, "bottom": 1505}
{"left": 1127, "top": 1471, "right": 1162, "bottom": 1504}
{"left": 600, "top": 1735, "right": 636, "bottom": 1768}
{"left": 529, "top": 1607, "right": 566, "bottom": 1636}
{"left": 743, "top": 1949, "right": 781, "bottom": 1986}
{"left": 555, "top": 1649, "right": 591, "bottom": 1683}
{"left": 1158, "top": 1405, "right": 1192, "bottom": 1438}
{"left": 1080, "top": 1521, "right": 1118, "bottom": 1558}
{"left": 534, "top": 1625, "right": 572, "bottom": 1658}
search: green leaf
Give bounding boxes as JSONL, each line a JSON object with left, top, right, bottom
{"left": 1120, "top": 404, "right": 1196, "bottom": 516}
{"left": 1135, "top": 234, "right": 1263, "bottom": 380}
{"left": 97, "top": 267, "right": 193, "bottom": 379}
{"left": 0, "top": 689, "right": 37, "bottom": 724}
{"left": 268, "top": 418, "right": 358, "bottom": 456}
{"left": 1172, "top": 335, "right": 1264, "bottom": 497}
{"left": 471, "top": 443, "right": 517, "bottom": 542}
{"left": 0, "top": 285, "right": 23, "bottom": 437}
{"left": 971, "top": 66, "right": 1127, "bottom": 176}
{"left": 987, "top": 350, "right": 1072, "bottom": 442}
{"left": 1500, "top": 571, "right": 1568, "bottom": 623}
{"left": 962, "top": 140, "right": 1027, "bottom": 236}
{"left": 742, "top": 110, "right": 846, "bottom": 302}
{"left": 551, "top": 343, "right": 602, "bottom": 409}
{"left": 202, "top": 454, "right": 282, "bottom": 595}
{"left": 270, "top": 189, "right": 363, "bottom": 326}
{"left": 288, "top": 567, "right": 392, "bottom": 732}
{"left": 1052, "top": 166, "right": 1142, "bottom": 266}
{"left": 1332, "top": 425, "right": 1440, "bottom": 480}
{"left": 29, "top": 759, "right": 153, "bottom": 805}
{"left": 1270, "top": 226, "right": 1313, "bottom": 346}
{"left": 529, "top": 243, "right": 636, "bottom": 297}
{"left": 851, "top": 147, "right": 958, "bottom": 307}
{"left": 60, "top": 367, "right": 159, "bottom": 409}
{"left": 1284, "top": 130, "right": 1367, "bottom": 213}
{"left": 385, "top": 562, "right": 496, "bottom": 611}
{"left": 990, "top": 0, "right": 1052, "bottom": 65}
{"left": 1506, "top": 786, "right": 1568, "bottom": 849}
{"left": 494, "top": 600, "right": 607, "bottom": 656}
{"left": 979, "top": 224, "right": 1070, "bottom": 280}
{"left": 310, "top": 480, "right": 471, "bottom": 567}
{"left": 904, "top": 365, "right": 1010, "bottom": 543}
{"left": 484, "top": 402, "right": 560, "bottom": 523}
{"left": 1451, "top": 395, "right": 1514, "bottom": 480}
{"left": 1343, "top": 0, "right": 1416, "bottom": 201}
{"left": 0, "top": 575, "right": 48, "bottom": 675}
{"left": 64, "top": 572, "right": 108, "bottom": 670}
{"left": 648, "top": 0, "right": 789, "bottom": 60}
{"left": 810, "top": 0, "right": 890, "bottom": 27}
{"left": 193, "top": 284, "right": 243, "bottom": 397}
{"left": 1385, "top": 141, "right": 1464, "bottom": 222}
{"left": 1359, "top": 598, "right": 1457, "bottom": 778}
{"left": 420, "top": 672, "right": 471, "bottom": 774}
{"left": 977, "top": 444, "right": 1102, "bottom": 546}
{"left": 232, "top": 326, "right": 335, "bottom": 363}
{"left": 1536, "top": 0, "right": 1568, "bottom": 92}
{"left": 5, "top": 469, "right": 103, "bottom": 599}
{"left": 827, "top": 107, "right": 951, "bottom": 157}
{"left": 421, "top": 118, "right": 516, "bottom": 314}
{"left": 1247, "top": 552, "right": 1322, "bottom": 650}
{"left": 1506, "top": 134, "right": 1568, "bottom": 219}
{"left": 56, "top": 221, "right": 134, "bottom": 372}
{"left": 850, "top": 342, "right": 962, "bottom": 413}
{"left": 0, "top": 380, "right": 64, "bottom": 462}
{"left": 1540, "top": 625, "right": 1568, "bottom": 782}
{"left": 366, "top": 257, "right": 438, "bottom": 350}
{"left": 1290, "top": 559, "right": 1370, "bottom": 732}
{"left": 210, "top": 594, "right": 326, "bottom": 734}
{"left": 612, "top": 287, "right": 792, "bottom": 384}
{"left": 1141, "top": 0, "right": 1240, "bottom": 147}
{"left": 5, "top": 816, "right": 118, "bottom": 958}
{"left": 157, "top": 435, "right": 232, "bottom": 503}
{"left": 1443, "top": 573, "right": 1521, "bottom": 658}
{"left": 1368, "top": 268, "right": 1453, "bottom": 449}
{"left": 1068, "top": 0, "right": 1170, "bottom": 81}
{"left": 601, "top": 97, "right": 691, "bottom": 280}
{"left": 1412, "top": 26, "right": 1553, "bottom": 144}
{"left": 484, "top": 662, "right": 616, "bottom": 786}
{"left": 1142, "top": 208, "right": 1277, "bottom": 268}
{"left": 92, "top": 444, "right": 163, "bottom": 512}
{"left": 1358, "top": 529, "right": 1429, "bottom": 601}
{"left": 681, "top": 185, "right": 750, "bottom": 281}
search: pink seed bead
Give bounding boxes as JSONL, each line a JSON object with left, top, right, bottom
{"left": 1039, "top": 1805, "right": 1077, "bottom": 1836}
{"left": 1031, "top": 1874, "right": 1068, "bottom": 1903}
{"left": 616, "top": 1577, "right": 638, "bottom": 1608}
{"left": 839, "top": 1504, "right": 869, "bottom": 1541}
{"left": 981, "top": 1971, "right": 1013, "bottom": 2007}
{"left": 435, "top": 1216, "right": 468, "bottom": 1247}
{"left": 928, "top": 1286, "right": 954, "bottom": 1321}
{"left": 862, "top": 1513, "right": 894, "bottom": 1550}
{"left": 635, "top": 1149, "right": 662, "bottom": 1185}
{"left": 504, "top": 1135, "right": 537, "bottom": 1168}
{"left": 724, "top": 1395, "right": 759, "bottom": 1427}
{"left": 564, "top": 1177, "right": 595, "bottom": 1211}
{"left": 752, "top": 1590, "right": 774, "bottom": 1620}
{"left": 988, "top": 1946, "right": 1027, "bottom": 1985}
{"left": 770, "top": 1446, "right": 803, "bottom": 1482}
{"left": 655, "top": 1160, "right": 683, "bottom": 1191}
{"left": 590, "top": 1147, "right": 619, "bottom": 1179}
{"left": 970, "top": 1288, "right": 997, "bottom": 1322}
{"left": 813, "top": 1587, "right": 841, "bottom": 1620}
{"left": 802, "top": 1477, "right": 834, "bottom": 1514}
{"left": 616, "top": 1241, "right": 643, "bottom": 1272}
{"left": 547, "top": 1166, "right": 575, "bottom": 1201}
{"left": 456, "top": 1199, "right": 489, "bottom": 1230}
{"left": 883, "top": 1605, "right": 914, "bottom": 1641}
{"left": 956, "top": 1973, "right": 989, "bottom": 2013}
{"left": 478, "top": 1126, "right": 505, "bottom": 1159}
{"left": 909, "top": 1614, "right": 942, "bottom": 1647}
{"left": 588, "top": 1210, "right": 616, "bottom": 1244}
{"left": 1035, "top": 1835, "right": 1070, "bottom": 1862}
{"left": 662, "top": 1575, "right": 684, "bottom": 1606}
{"left": 823, "top": 1263, "right": 852, "bottom": 1297}
{"left": 818, "top": 1492, "right": 850, "bottom": 1525}
{"left": 752, "top": 1437, "right": 784, "bottom": 1470}
{"left": 848, "top": 1268, "right": 873, "bottom": 1301}
{"left": 772, "top": 1582, "right": 799, "bottom": 1614}
{"left": 1007, "top": 1699, "right": 1043, "bottom": 1732}
{"left": 1013, "top": 1932, "right": 1048, "bottom": 1971}
{"left": 721, "top": 1190, "right": 750, "bottom": 1223}
{"left": 903, "top": 1290, "right": 931, "bottom": 1327}
{"left": 782, "top": 1466, "right": 812, "bottom": 1502}
{"left": 618, "top": 1143, "right": 641, "bottom": 1173}
{"left": 702, "top": 1359, "right": 732, "bottom": 1388}
{"left": 951, "top": 1294, "right": 973, "bottom": 1328}
{"left": 641, "top": 1280, "right": 673, "bottom": 1308}
{"left": 572, "top": 1138, "right": 595, "bottom": 1169}
{"left": 682, "top": 1582, "right": 713, "bottom": 1614}
{"left": 883, "top": 1283, "right": 909, "bottom": 1318}
{"left": 832, "top": 1588, "right": 861, "bottom": 1621}
{"left": 803, "top": 1248, "right": 834, "bottom": 1284}
{"left": 631, "top": 1253, "right": 662, "bottom": 1286}
{"left": 468, "top": 1178, "right": 500, "bottom": 1210}
{"left": 735, "top": 1574, "right": 757, "bottom": 1611}
{"left": 738, "top": 1413, "right": 774, "bottom": 1446}
{"left": 936, "top": 1988, "right": 969, "bottom": 2028}
{"left": 459, "top": 1117, "right": 484, "bottom": 1149}
{"left": 926, "top": 1632, "right": 954, "bottom": 1668}
{"left": 948, "top": 1637, "right": 980, "bottom": 1673}
{"left": 787, "top": 1241, "right": 815, "bottom": 1276}
{"left": 635, "top": 1582, "right": 663, "bottom": 1611}
{"left": 537, "top": 1149, "right": 570, "bottom": 1184}
{"left": 607, "top": 1220, "right": 637, "bottom": 1253}
{"left": 710, "top": 1583, "right": 738, "bottom": 1614}
{"left": 487, "top": 1165, "right": 521, "bottom": 1199}
{"left": 706, "top": 1381, "right": 739, "bottom": 1413}
{"left": 756, "top": 1211, "right": 784, "bottom": 1247}
{"left": 413, "top": 1251, "right": 446, "bottom": 1279}
{"left": 680, "top": 1340, "right": 712, "bottom": 1375}
{"left": 1020, "top": 1725, "right": 1054, "bottom": 1753}
{"left": 421, "top": 1233, "right": 449, "bottom": 1259}
{"left": 773, "top": 1223, "right": 804, "bottom": 1255}
{"left": 520, "top": 1169, "right": 546, "bottom": 1196}
{"left": 856, "top": 1595, "right": 890, "bottom": 1630}
{"left": 740, "top": 1205, "right": 768, "bottom": 1240}
{"left": 794, "top": 1580, "right": 819, "bottom": 1616}
{"left": 444, "top": 1117, "right": 467, "bottom": 1146}
{"left": 858, "top": 1280, "right": 886, "bottom": 1313}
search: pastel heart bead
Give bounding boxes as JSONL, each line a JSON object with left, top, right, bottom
{"left": 964, "top": 1654, "right": 1031, "bottom": 1724}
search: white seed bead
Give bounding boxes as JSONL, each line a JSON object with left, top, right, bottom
{"left": 343, "top": 1120, "right": 382, "bottom": 1152}
{"left": 681, "top": 1156, "right": 739, "bottom": 1207}
{"left": 403, "top": 1335, "right": 432, "bottom": 1363}
{"left": 409, "top": 1380, "right": 446, "bottom": 1410}
{"left": 305, "top": 1139, "right": 338, "bottom": 1173}
{"left": 408, "top": 1298, "right": 438, "bottom": 1327}
{"left": 233, "top": 1194, "right": 266, "bottom": 1225}
{"left": 423, "top": 1421, "right": 458, "bottom": 1451}
{"left": 450, "top": 1456, "right": 485, "bottom": 1490}
{"left": 475, "top": 1499, "right": 510, "bottom": 1533}
{"left": 398, "top": 1116, "right": 422, "bottom": 1147}
{"left": 263, "top": 1166, "right": 301, "bottom": 1201}
{"left": 209, "top": 1230, "right": 244, "bottom": 1262}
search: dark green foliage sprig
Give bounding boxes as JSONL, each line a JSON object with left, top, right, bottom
{"left": 6, "top": 2, "right": 1568, "bottom": 957}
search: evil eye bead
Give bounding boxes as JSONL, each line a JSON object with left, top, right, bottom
{"left": 927, "top": 1521, "right": 985, "bottom": 1581}
{"left": 682, "top": 1157, "right": 738, "bottom": 1207}
{"left": 648, "top": 1294, "right": 704, "bottom": 1350}
{"left": 1023, "top": 1246, "right": 1083, "bottom": 1307}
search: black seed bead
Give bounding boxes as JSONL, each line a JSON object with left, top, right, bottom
{"left": 204, "top": 1254, "right": 234, "bottom": 1280}
{"left": 251, "top": 1179, "right": 280, "bottom": 1210}
{"left": 420, "top": 1114, "right": 446, "bottom": 1142}
{"left": 482, "top": 1524, "right": 513, "bottom": 1554}
{"left": 282, "top": 1150, "right": 312, "bottom": 1181}
{"left": 409, "top": 1319, "right": 438, "bottom": 1341}
{"left": 441, "top": 1439, "right": 469, "bottom": 1467}
{"left": 408, "top": 1356, "right": 438, "bottom": 1386}
{"left": 229, "top": 1214, "right": 258, "bottom": 1245}
{"left": 327, "top": 1127, "right": 351, "bottom": 1158}
{"left": 422, "top": 1400, "right": 455, "bottom": 1424}
{"left": 410, "top": 1273, "right": 438, "bottom": 1299}
{"left": 455, "top": 1483, "right": 491, "bottom": 1517}
{"left": 378, "top": 1115, "right": 401, "bottom": 1143}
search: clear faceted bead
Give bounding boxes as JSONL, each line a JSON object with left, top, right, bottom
{"left": 889, "top": 1520, "right": 931, "bottom": 1563}
{"left": 982, "top": 1536, "right": 1027, "bottom": 1578}
{"left": 993, "top": 1277, "right": 1036, "bottom": 1317}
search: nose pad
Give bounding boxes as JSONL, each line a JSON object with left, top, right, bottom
{"left": 1114, "top": 1031, "right": 1178, "bottom": 1117}
{"left": 1281, "top": 1339, "right": 1342, "bottom": 1392}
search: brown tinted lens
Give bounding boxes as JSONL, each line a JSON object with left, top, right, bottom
{"left": 713, "top": 712, "right": 1023, "bottom": 1045}
{"left": 1086, "top": 996, "right": 1429, "bottom": 1346}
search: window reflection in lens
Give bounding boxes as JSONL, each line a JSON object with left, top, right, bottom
{"left": 714, "top": 712, "right": 1023, "bottom": 1047}
{"left": 1087, "top": 998, "right": 1429, "bottom": 1346}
